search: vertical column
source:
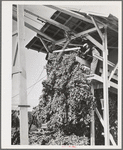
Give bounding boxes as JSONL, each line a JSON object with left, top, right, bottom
{"left": 17, "top": 5, "right": 29, "bottom": 145}
{"left": 103, "top": 26, "right": 110, "bottom": 145}
{"left": 90, "top": 85, "right": 95, "bottom": 145}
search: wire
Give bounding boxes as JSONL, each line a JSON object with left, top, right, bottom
{"left": 12, "top": 75, "right": 47, "bottom": 98}
{"left": 37, "top": 68, "right": 45, "bottom": 81}
{"left": 27, "top": 75, "right": 46, "bottom": 89}
{"left": 27, "top": 68, "right": 44, "bottom": 96}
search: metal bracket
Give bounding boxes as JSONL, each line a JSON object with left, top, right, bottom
{"left": 12, "top": 71, "right": 22, "bottom": 76}
{"left": 18, "top": 105, "right": 30, "bottom": 107}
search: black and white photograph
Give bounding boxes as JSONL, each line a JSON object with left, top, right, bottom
{"left": 1, "top": 1, "right": 122, "bottom": 149}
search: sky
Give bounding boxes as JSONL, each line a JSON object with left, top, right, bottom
{"left": 10, "top": 2, "right": 121, "bottom": 111}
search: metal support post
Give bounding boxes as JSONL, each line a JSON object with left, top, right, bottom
{"left": 103, "top": 26, "right": 110, "bottom": 145}
{"left": 90, "top": 85, "right": 95, "bottom": 145}
{"left": 17, "top": 5, "right": 29, "bottom": 145}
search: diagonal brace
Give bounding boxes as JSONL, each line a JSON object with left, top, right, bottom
{"left": 93, "top": 53, "right": 115, "bottom": 68}
{"left": 89, "top": 15, "right": 104, "bottom": 41}
{"left": 108, "top": 63, "right": 118, "bottom": 81}
{"left": 56, "top": 40, "right": 70, "bottom": 63}
{"left": 95, "top": 108, "right": 116, "bottom": 145}
{"left": 85, "top": 34, "right": 104, "bottom": 52}
{"left": 37, "top": 36, "right": 50, "bottom": 53}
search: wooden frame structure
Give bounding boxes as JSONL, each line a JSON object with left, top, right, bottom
{"left": 12, "top": 5, "right": 29, "bottom": 145}
{"left": 12, "top": 5, "right": 118, "bottom": 145}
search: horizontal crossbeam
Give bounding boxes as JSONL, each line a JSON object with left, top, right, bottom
{"left": 85, "top": 74, "right": 118, "bottom": 89}
{"left": 93, "top": 53, "right": 116, "bottom": 68}
{"left": 75, "top": 56, "right": 118, "bottom": 87}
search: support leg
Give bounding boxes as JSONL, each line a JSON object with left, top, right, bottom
{"left": 17, "top": 5, "right": 29, "bottom": 145}
{"left": 103, "top": 26, "right": 110, "bottom": 145}
{"left": 90, "top": 86, "right": 95, "bottom": 145}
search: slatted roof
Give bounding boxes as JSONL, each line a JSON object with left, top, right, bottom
{"left": 25, "top": 6, "right": 118, "bottom": 54}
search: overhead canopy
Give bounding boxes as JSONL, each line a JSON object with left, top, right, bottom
{"left": 25, "top": 5, "right": 118, "bottom": 54}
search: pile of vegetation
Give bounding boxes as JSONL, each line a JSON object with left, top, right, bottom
{"left": 11, "top": 110, "right": 20, "bottom": 145}
{"left": 11, "top": 44, "right": 117, "bottom": 145}
{"left": 29, "top": 49, "right": 96, "bottom": 145}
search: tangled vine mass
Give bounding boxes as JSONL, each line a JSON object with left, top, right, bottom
{"left": 11, "top": 48, "right": 117, "bottom": 145}
{"left": 30, "top": 50, "right": 96, "bottom": 145}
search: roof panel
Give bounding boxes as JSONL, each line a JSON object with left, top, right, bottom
{"left": 26, "top": 6, "right": 118, "bottom": 53}
{"left": 51, "top": 11, "right": 60, "bottom": 20}
{"left": 60, "top": 12, "right": 71, "bottom": 20}
{"left": 55, "top": 17, "right": 66, "bottom": 24}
